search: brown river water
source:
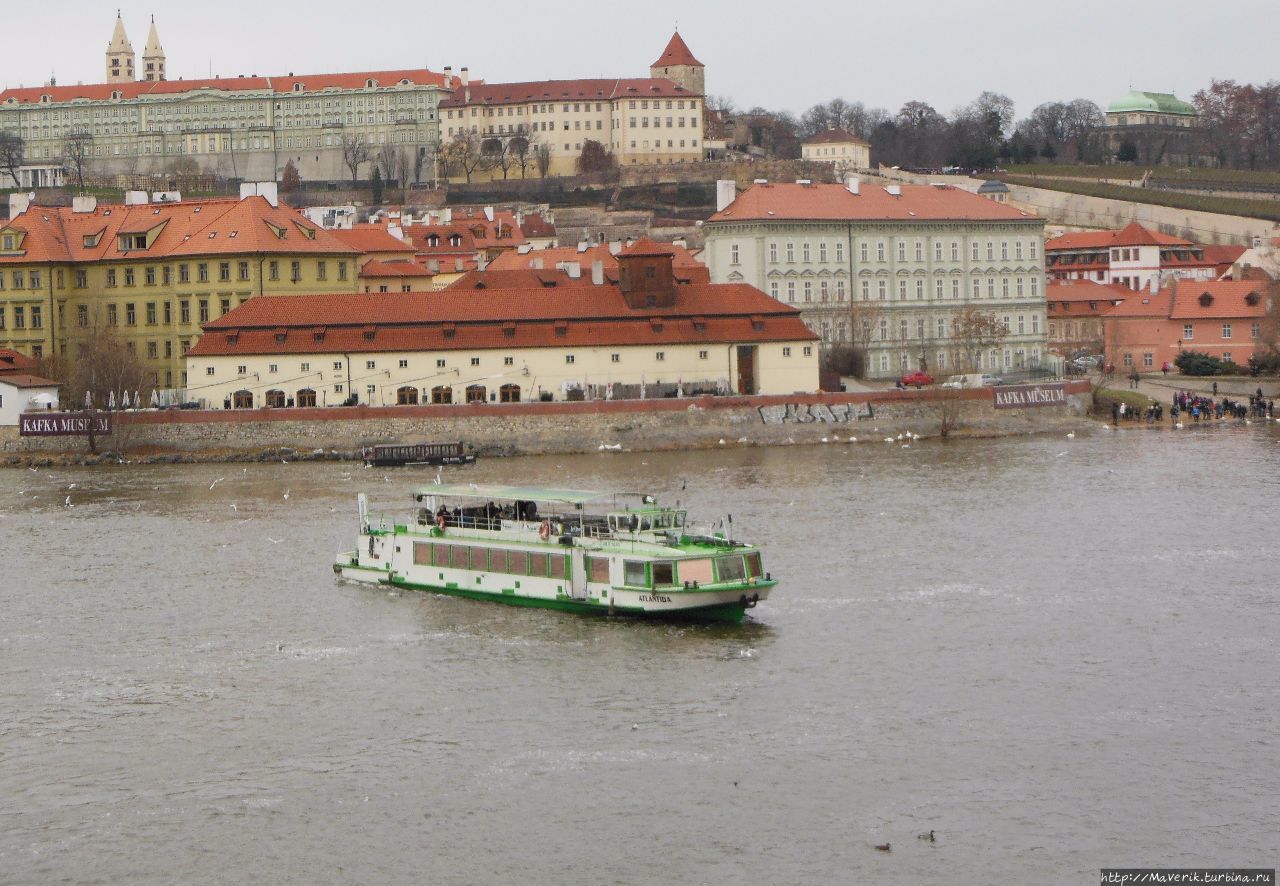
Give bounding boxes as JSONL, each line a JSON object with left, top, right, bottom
{"left": 1, "top": 425, "right": 1277, "bottom": 884}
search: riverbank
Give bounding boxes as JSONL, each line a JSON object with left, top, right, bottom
{"left": 1, "top": 383, "right": 1091, "bottom": 467}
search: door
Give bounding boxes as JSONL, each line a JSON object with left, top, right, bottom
{"left": 570, "top": 550, "right": 588, "bottom": 600}
{"left": 736, "top": 345, "right": 756, "bottom": 395}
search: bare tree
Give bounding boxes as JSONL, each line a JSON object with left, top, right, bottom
{"left": 481, "top": 136, "right": 514, "bottom": 179}
{"left": 534, "top": 143, "right": 552, "bottom": 178}
{"left": 62, "top": 131, "right": 93, "bottom": 193}
{"left": 0, "top": 131, "right": 24, "bottom": 188}
{"left": 341, "top": 135, "right": 370, "bottom": 182}
{"left": 376, "top": 142, "right": 397, "bottom": 185}
{"left": 508, "top": 134, "right": 534, "bottom": 178}
{"left": 441, "top": 130, "right": 486, "bottom": 183}
{"left": 575, "top": 139, "right": 616, "bottom": 178}
{"left": 932, "top": 306, "right": 1010, "bottom": 437}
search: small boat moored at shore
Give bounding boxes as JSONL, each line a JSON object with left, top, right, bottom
{"left": 360, "top": 441, "right": 476, "bottom": 468}
{"left": 334, "top": 483, "right": 776, "bottom": 623}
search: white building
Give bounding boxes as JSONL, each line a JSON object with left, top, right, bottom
{"left": 0, "top": 373, "right": 60, "bottom": 425}
{"left": 704, "top": 179, "right": 1050, "bottom": 379}
{"left": 800, "top": 127, "right": 870, "bottom": 177}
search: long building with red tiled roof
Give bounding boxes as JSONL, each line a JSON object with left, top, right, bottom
{"left": 185, "top": 248, "right": 817, "bottom": 408}
{"left": 1045, "top": 221, "right": 1222, "bottom": 290}
{"left": 438, "top": 32, "right": 705, "bottom": 178}
{"left": 1101, "top": 280, "right": 1273, "bottom": 371}
{"left": 704, "top": 179, "right": 1050, "bottom": 380}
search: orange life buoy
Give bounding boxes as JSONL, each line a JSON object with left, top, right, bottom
{"left": 538, "top": 520, "right": 551, "bottom": 540}
{"left": 436, "top": 513, "right": 447, "bottom": 530}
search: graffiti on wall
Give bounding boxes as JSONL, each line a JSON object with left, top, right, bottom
{"left": 758, "top": 403, "right": 875, "bottom": 425}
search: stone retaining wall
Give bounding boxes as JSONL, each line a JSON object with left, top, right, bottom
{"left": 0, "top": 383, "right": 1092, "bottom": 459}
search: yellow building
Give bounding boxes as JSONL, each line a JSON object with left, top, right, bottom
{"left": 185, "top": 244, "right": 818, "bottom": 408}
{"left": 0, "top": 193, "right": 360, "bottom": 390}
{"left": 800, "top": 127, "right": 871, "bottom": 177}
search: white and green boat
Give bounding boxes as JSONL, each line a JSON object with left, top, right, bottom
{"left": 334, "top": 484, "right": 776, "bottom": 623}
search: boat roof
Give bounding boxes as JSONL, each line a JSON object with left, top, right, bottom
{"left": 414, "top": 483, "right": 611, "bottom": 505}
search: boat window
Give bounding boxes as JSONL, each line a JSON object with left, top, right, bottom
{"left": 549, "top": 555, "right": 567, "bottom": 580}
{"left": 529, "top": 552, "right": 548, "bottom": 577}
{"left": 413, "top": 542, "right": 432, "bottom": 566}
{"left": 449, "top": 545, "right": 471, "bottom": 569}
{"left": 432, "top": 543, "right": 448, "bottom": 567}
{"left": 715, "top": 555, "right": 746, "bottom": 583}
{"left": 490, "top": 549, "right": 508, "bottom": 573}
{"left": 624, "top": 560, "right": 648, "bottom": 587}
{"left": 679, "top": 558, "right": 714, "bottom": 586}
{"left": 586, "top": 557, "right": 610, "bottom": 583}
{"left": 745, "top": 552, "right": 763, "bottom": 578}
{"left": 651, "top": 561, "right": 676, "bottom": 587}
{"left": 508, "top": 550, "right": 528, "bottom": 575}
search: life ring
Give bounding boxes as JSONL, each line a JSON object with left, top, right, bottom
{"left": 538, "top": 520, "right": 551, "bottom": 541}
{"left": 436, "top": 513, "right": 447, "bottom": 530}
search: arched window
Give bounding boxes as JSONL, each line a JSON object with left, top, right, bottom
{"left": 431, "top": 385, "right": 453, "bottom": 404}
{"left": 296, "top": 388, "right": 317, "bottom": 407}
{"left": 499, "top": 384, "right": 521, "bottom": 403}
{"left": 465, "top": 385, "right": 487, "bottom": 404}
{"left": 232, "top": 389, "right": 254, "bottom": 409}
{"left": 265, "top": 389, "right": 286, "bottom": 408}
{"left": 396, "top": 386, "right": 419, "bottom": 405}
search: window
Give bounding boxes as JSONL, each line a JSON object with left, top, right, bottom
{"left": 30, "top": 306, "right": 41, "bottom": 329}
{"left": 124, "top": 267, "right": 135, "bottom": 286}
{"left": 219, "top": 262, "right": 231, "bottom": 282}
{"left": 147, "top": 341, "right": 158, "bottom": 359}
{"left": 106, "top": 269, "right": 118, "bottom": 287}
{"left": 145, "top": 266, "right": 156, "bottom": 285}
{"left": 698, "top": 350, "right": 708, "bottom": 360}
{"left": 338, "top": 261, "right": 348, "bottom": 281}
{"left": 317, "top": 261, "right": 327, "bottom": 281}
{"left": 436, "top": 359, "right": 446, "bottom": 368}
{"left": 291, "top": 261, "right": 301, "bottom": 282}
{"left": 655, "top": 352, "right": 665, "bottom": 361}
{"left": 238, "top": 261, "right": 250, "bottom": 281}
{"left": 730, "top": 244, "right": 739, "bottom": 265}
{"left": 333, "top": 361, "right": 344, "bottom": 371}
{"left": 782, "top": 346, "right": 791, "bottom": 357}
{"left": 1222, "top": 323, "right": 1232, "bottom": 339}
{"left": 565, "top": 354, "right": 575, "bottom": 364}
{"left": 268, "top": 261, "right": 279, "bottom": 281}
{"left": 803, "top": 346, "right": 812, "bottom": 357}
{"left": 1252, "top": 323, "right": 1261, "bottom": 339}
{"left": 198, "top": 300, "right": 209, "bottom": 323}
{"left": 76, "top": 269, "right": 88, "bottom": 288}
{"left": 125, "top": 303, "right": 136, "bottom": 325}
{"left": 1143, "top": 353, "right": 1153, "bottom": 368}
{"left": 471, "top": 357, "right": 480, "bottom": 367}
{"left": 366, "top": 360, "right": 376, "bottom": 370}
{"left": 206, "top": 366, "right": 215, "bottom": 376}
{"left": 198, "top": 263, "right": 209, "bottom": 283}
{"left": 1183, "top": 324, "right": 1194, "bottom": 339}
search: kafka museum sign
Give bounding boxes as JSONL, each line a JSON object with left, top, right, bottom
{"left": 19, "top": 412, "right": 113, "bottom": 436}
{"left": 992, "top": 383, "right": 1068, "bottom": 409}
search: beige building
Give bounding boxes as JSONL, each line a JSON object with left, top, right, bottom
{"left": 800, "top": 127, "right": 870, "bottom": 177}
{"left": 0, "top": 16, "right": 446, "bottom": 186}
{"left": 704, "top": 180, "right": 1050, "bottom": 379}
{"left": 438, "top": 33, "right": 705, "bottom": 178}
{"left": 185, "top": 244, "right": 817, "bottom": 408}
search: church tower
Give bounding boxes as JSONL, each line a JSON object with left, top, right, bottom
{"left": 650, "top": 31, "right": 704, "bottom": 95}
{"left": 142, "top": 16, "right": 166, "bottom": 82}
{"left": 105, "top": 11, "right": 136, "bottom": 83}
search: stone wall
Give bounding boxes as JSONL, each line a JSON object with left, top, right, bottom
{"left": 0, "top": 384, "right": 1092, "bottom": 460}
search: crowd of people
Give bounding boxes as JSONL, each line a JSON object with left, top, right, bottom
{"left": 1110, "top": 387, "right": 1275, "bottom": 425}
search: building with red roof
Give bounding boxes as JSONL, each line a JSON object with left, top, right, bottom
{"left": 705, "top": 180, "right": 1049, "bottom": 380}
{"left": 801, "top": 127, "right": 871, "bottom": 176}
{"left": 185, "top": 247, "right": 817, "bottom": 408}
{"left": 438, "top": 32, "right": 705, "bottom": 178}
{"left": 1045, "top": 222, "right": 1223, "bottom": 291}
{"left": 1043, "top": 279, "right": 1131, "bottom": 359}
{"left": 486, "top": 240, "right": 709, "bottom": 284}
{"left": 1101, "top": 280, "right": 1274, "bottom": 371}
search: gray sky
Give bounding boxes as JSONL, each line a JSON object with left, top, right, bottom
{"left": 5, "top": 0, "right": 1277, "bottom": 121}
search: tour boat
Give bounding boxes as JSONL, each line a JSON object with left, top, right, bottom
{"left": 360, "top": 441, "right": 476, "bottom": 468}
{"left": 334, "top": 483, "right": 776, "bottom": 623}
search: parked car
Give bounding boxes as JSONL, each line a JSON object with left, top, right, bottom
{"left": 899, "top": 371, "right": 935, "bottom": 388}
{"left": 940, "top": 373, "right": 1002, "bottom": 388}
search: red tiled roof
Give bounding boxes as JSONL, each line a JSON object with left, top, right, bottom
{"left": 0, "top": 372, "right": 60, "bottom": 388}
{"left": 1046, "top": 280, "right": 1133, "bottom": 303}
{"left": 651, "top": 32, "right": 703, "bottom": 68}
{"left": 440, "top": 77, "right": 697, "bottom": 107}
{"left": 0, "top": 349, "right": 40, "bottom": 373}
{"left": 1102, "top": 291, "right": 1173, "bottom": 318}
{"left": 709, "top": 182, "right": 1037, "bottom": 223}
{"left": 186, "top": 284, "right": 814, "bottom": 357}
{"left": 803, "top": 128, "right": 870, "bottom": 147}
{"left": 359, "top": 260, "right": 433, "bottom": 278}
{"left": 330, "top": 224, "right": 416, "bottom": 254}
{"left": 1168, "top": 281, "right": 1269, "bottom": 319}
{"left": 0, "top": 69, "right": 446, "bottom": 105}
{"left": 1047, "top": 222, "right": 1191, "bottom": 252}
{"left": 519, "top": 213, "right": 557, "bottom": 239}
{"left": 486, "top": 243, "right": 709, "bottom": 283}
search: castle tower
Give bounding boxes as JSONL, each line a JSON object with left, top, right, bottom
{"left": 650, "top": 31, "right": 704, "bottom": 95}
{"left": 105, "top": 11, "right": 136, "bottom": 83}
{"left": 142, "top": 16, "right": 165, "bottom": 82}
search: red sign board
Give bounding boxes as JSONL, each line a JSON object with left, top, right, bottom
{"left": 19, "top": 412, "right": 113, "bottom": 436}
{"left": 992, "top": 383, "right": 1068, "bottom": 409}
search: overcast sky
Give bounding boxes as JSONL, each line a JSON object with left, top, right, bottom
{"left": 4, "top": 0, "right": 1277, "bottom": 121}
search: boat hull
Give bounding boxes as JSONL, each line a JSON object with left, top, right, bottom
{"left": 334, "top": 553, "right": 771, "bottom": 624}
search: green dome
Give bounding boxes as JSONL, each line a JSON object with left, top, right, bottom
{"left": 1106, "top": 90, "right": 1197, "bottom": 116}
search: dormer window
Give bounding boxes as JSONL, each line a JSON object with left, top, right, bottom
{"left": 1199, "top": 292, "right": 1214, "bottom": 307}
{"left": 111, "top": 91, "right": 122, "bottom": 100}
{"left": 118, "top": 233, "right": 148, "bottom": 251}
{"left": 442, "top": 324, "right": 456, "bottom": 339}
{"left": 427, "top": 234, "right": 439, "bottom": 247}
{"left": 366, "top": 79, "right": 377, "bottom": 88}
{"left": 293, "top": 83, "right": 304, "bottom": 92}
{"left": 293, "top": 223, "right": 316, "bottom": 240}
{"left": 449, "top": 234, "right": 462, "bottom": 247}
{"left": 1245, "top": 291, "right": 1260, "bottom": 306}
{"left": 40, "top": 94, "right": 51, "bottom": 104}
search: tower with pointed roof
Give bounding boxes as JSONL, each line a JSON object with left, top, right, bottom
{"left": 105, "top": 11, "right": 136, "bottom": 83}
{"left": 650, "top": 31, "right": 704, "bottom": 95}
{"left": 142, "top": 16, "right": 166, "bottom": 82}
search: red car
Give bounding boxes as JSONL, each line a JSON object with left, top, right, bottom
{"left": 899, "top": 371, "right": 935, "bottom": 388}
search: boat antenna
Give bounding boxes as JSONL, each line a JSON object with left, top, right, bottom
{"left": 727, "top": 513, "right": 733, "bottom": 544}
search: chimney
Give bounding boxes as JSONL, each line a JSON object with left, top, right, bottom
{"left": 530, "top": 258, "right": 543, "bottom": 269}
{"left": 387, "top": 223, "right": 404, "bottom": 241}
{"left": 886, "top": 184, "right": 902, "bottom": 197}
{"left": 8, "top": 192, "right": 34, "bottom": 217}
{"left": 427, "top": 259, "right": 440, "bottom": 273}
{"left": 72, "top": 194, "right": 99, "bottom": 213}
{"left": 455, "top": 258, "right": 464, "bottom": 272}
{"left": 483, "top": 205, "right": 494, "bottom": 222}
{"left": 591, "top": 260, "right": 604, "bottom": 285}
{"left": 577, "top": 241, "right": 589, "bottom": 253}
{"left": 443, "top": 208, "right": 452, "bottom": 224}
{"left": 1150, "top": 274, "right": 1160, "bottom": 294}
{"left": 753, "top": 178, "right": 768, "bottom": 184}
{"left": 846, "top": 175, "right": 860, "bottom": 195}
{"left": 608, "top": 241, "right": 623, "bottom": 256}
{"left": 715, "top": 179, "right": 737, "bottom": 212}
{"left": 795, "top": 179, "right": 811, "bottom": 185}
{"left": 124, "top": 190, "right": 149, "bottom": 206}
{"left": 565, "top": 261, "right": 582, "bottom": 279}
{"left": 443, "top": 66, "right": 453, "bottom": 89}
{"left": 460, "top": 67, "right": 469, "bottom": 88}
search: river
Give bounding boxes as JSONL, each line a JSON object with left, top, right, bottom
{"left": 1, "top": 425, "right": 1277, "bottom": 884}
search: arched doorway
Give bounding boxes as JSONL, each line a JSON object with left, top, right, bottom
{"left": 232, "top": 389, "right": 254, "bottom": 409}
{"left": 265, "top": 389, "right": 286, "bottom": 408}
{"left": 499, "top": 383, "right": 521, "bottom": 403}
{"left": 396, "top": 386, "right": 419, "bottom": 405}
{"left": 431, "top": 386, "right": 453, "bottom": 404}
{"left": 296, "top": 388, "right": 317, "bottom": 407}
{"left": 465, "top": 385, "right": 487, "bottom": 404}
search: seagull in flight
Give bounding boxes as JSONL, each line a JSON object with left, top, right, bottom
{"left": 209, "top": 477, "right": 225, "bottom": 490}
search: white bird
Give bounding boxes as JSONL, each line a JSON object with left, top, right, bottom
{"left": 209, "top": 477, "right": 225, "bottom": 490}
{"left": 901, "top": 443, "right": 910, "bottom": 448}
{"left": 64, "top": 495, "right": 72, "bottom": 508}
{"left": 849, "top": 436, "right": 858, "bottom": 443}
{"left": 884, "top": 437, "right": 894, "bottom": 443}
{"left": 282, "top": 489, "right": 290, "bottom": 500}
{"left": 1066, "top": 432, "right": 1075, "bottom": 439}
{"left": 67, "top": 483, "right": 77, "bottom": 489}
{"left": 897, "top": 433, "right": 904, "bottom": 440}
{"left": 912, "top": 433, "right": 920, "bottom": 441}
{"left": 820, "top": 437, "right": 829, "bottom": 443}
{"left": 737, "top": 437, "right": 748, "bottom": 444}
{"left": 1056, "top": 451, "right": 1068, "bottom": 458}
{"left": 718, "top": 438, "right": 726, "bottom": 445}
{"left": 267, "top": 537, "right": 283, "bottom": 544}
{"left": 230, "top": 503, "right": 238, "bottom": 512}
{"left": 1175, "top": 422, "right": 1184, "bottom": 429}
